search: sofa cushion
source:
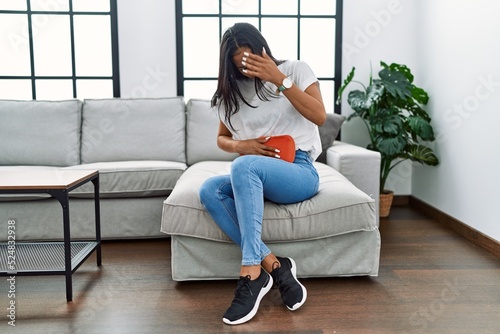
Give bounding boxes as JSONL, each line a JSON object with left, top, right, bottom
{"left": 65, "top": 161, "right": 187, "bottom": 198}
{"left": 316, "top": 112, "right": 346, "bottom": 163}
{"left": 185, "top": 99, "right": 238, "bottom": 166}
{"left": 81, "top": 97, "right": 186, "bottom": 164}
{"left": 0, "top": 99, "right": 82, "bottom": 166}
{"left": 161, "top": 161, "right": 376, "bottom": 242}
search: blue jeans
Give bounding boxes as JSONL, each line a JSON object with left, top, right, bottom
{"left": 199, "top": 150, "right": 319, "bottom": 266}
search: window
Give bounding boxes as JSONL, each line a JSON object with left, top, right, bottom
{"left": 0, "top": 0, "right": 120, "bottom": 100}
{"left": 176, "top": 0, "right": 343, "bottom": 114}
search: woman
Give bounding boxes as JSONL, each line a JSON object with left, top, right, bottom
{"left": 199, "top": 22, "right": 326, "bottom": 325}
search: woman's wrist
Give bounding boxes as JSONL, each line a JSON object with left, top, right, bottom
{"left": 232, "top": 140, "right": 240, "bottom": 154}
{"left": 274, "top": 75, "right": 287, "bottom": 88}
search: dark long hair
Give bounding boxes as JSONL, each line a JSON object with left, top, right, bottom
{"left": 211, "top": 22, "right": 284, "bottom": 129}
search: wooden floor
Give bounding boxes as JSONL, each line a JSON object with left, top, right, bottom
{"left": 2, "top": 206, "right": 500, "bottom": 333}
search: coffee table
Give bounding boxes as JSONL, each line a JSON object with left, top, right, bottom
{"left": 0, "top": 169, "right": 101, "bottom": 302}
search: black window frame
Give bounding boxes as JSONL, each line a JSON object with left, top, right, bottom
{"left": 0, "top": 0, "right": 120, "bottom": 100}
{"left": 175, "top": 0, "right": 343, "bottom": 115}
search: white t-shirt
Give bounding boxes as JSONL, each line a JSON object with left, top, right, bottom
{"left": 218, "top": 60, "right": 322, "bottom": 161}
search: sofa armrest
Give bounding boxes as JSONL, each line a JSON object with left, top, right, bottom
{"left": 326, "top": 141, "right": 381, "bottom": 220}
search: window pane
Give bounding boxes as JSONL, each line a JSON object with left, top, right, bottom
{"left": 301, "top": 0, "right": 336, "bottom": 15}
{"left": 30, "top": 0, "right": 69, "bottom": 11}
{"left": 73, "top": 15, "right": 112, "bottom": 76}
{"left": 36, "top": 79, "right": 73, "bottom": 100}
{"left": 182, "top": 0, "right": 219, "bottom": 14}
{"left": 76, "top": 79, "right": 113, "bottom": 99}
{"left": 222, "top": 0, "right": 258, "bottom": 14}
{"left": 72, "top": 0, "right": 110, "bottom": 12}
{"left": 0, "top": 0, "right": 26, "bottom": 10}
{"left": 178, "top": 0, "right": 341, "bottom": 112}
{"left": 221, "top": 17, "right": 259, "bottom": 35}
{"left": 0, "top": 80, "right": 32, "bottom": 100}
{"left": 261, "top": 0, "right": 297, "bottom": 15}
{"left": 319, "top": 80, "right": 335, "bottom": 115}
{"left": 261, "top": 18, "right": 297, "bottom": 60}
{"left": 184, "top": 80, "right": 217, "bottom": 102}
{"left": 0, "top": 14, "right": 31, "bottom": 76}
{"left": 183, "top": 17, "right": 219, "bottom": 78}
{"left": 32, "top": 15, "right": 72, "bottom": 76}
{"left": 301, "top": 18, "right": 335, "bottom": 77}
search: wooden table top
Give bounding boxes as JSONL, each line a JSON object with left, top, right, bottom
{"left": 0, "top": 169, "right": 98, "bottom": 190}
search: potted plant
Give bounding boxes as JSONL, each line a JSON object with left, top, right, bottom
{"left": 336, "top": 61, "right": 439, "bottom": 217}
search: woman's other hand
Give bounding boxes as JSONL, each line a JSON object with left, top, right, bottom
{"left": 235, "top": 136, "right": 281, "bottom": 159}
{"left": 217, "top": 122, "right": 281, "bottom": 158}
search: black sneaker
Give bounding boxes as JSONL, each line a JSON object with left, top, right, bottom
{"left": 271, "top": 256, "right": 307, "bottom": 311}
{"left": 222, "top": 270, "right": 273, "bottom": 325}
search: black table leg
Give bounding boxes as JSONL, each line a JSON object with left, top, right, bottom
{"left": 49, "top": 189, "right": 73, "bottom": 302}
{"left": 92, "top": 176, "right": 102, "bottom": 266}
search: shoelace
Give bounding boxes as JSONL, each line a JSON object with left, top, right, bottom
{"left": 234, "top": 275, "right": 253, "bottom": 299}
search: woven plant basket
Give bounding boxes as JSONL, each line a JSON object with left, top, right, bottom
{"left": 379, "top": 190, "right": 394, "bottom": 217}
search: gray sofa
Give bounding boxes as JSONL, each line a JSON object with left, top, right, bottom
{"left": 0, "top": 97, "right": 381, "bottom": 281}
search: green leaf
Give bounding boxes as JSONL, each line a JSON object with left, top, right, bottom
{"left": 407, "top": 116, "right": 435, "bottom": 141}
{"left": 381, "top": 62, "right": 414, "bottom": 83}
{"left": 375, "top": 135, "right": 406, "bottom": 156}
{"left": 411, "top": 86, "right": 429, "bottom": 104}
{"left": 372, "top": 111, "right": 402, "bottom": 136}
{"left": 347, "top": 90, "right": 369, "bottom": 112}
{"left": 406, "top": 103, "right": 431, "bottom": 122}
{"left": 407, "top": 144, "right": 439, "bottom": 166}
{"left": 365, "top": 83, "right": 384, "bottom": 109}
{"left": 376, "top": 69, "right": 412, "bottom": 100}
{"left": 346, "top": 84, "right": 385, "bottom": 113}
{"left": 336, "top": 67, "right": 356, "bottom": 105}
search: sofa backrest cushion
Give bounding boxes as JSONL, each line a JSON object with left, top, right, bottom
{"left": 0, "top": 99, "right": 82, "bottom": 166}
{"left": 316, "top": 112, "right": 346, "bottom": 163}
{"left": 185, "top": 99, "right": 238, "bottom": 165}
{"left": 81, "top": 97, "right": 186, "bottom": 163}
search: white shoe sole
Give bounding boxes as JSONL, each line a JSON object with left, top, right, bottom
{"left": 223, "top": 273, "right": 273, "bottom": 325}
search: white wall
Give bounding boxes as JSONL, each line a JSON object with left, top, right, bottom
{"left": 117, "top": 0, "right": 177, "bottom": 98}
{"left": 342, "top": 0, "right": 500, "bottom": 242}
{"left": 116, "top": 0, "right": 500, "bottom": 242}
{"left": 340, "top": 0, "right": 419, "bottom": 195}
{"left": 413, "top": 0, "right": 500, "bottom": 242}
